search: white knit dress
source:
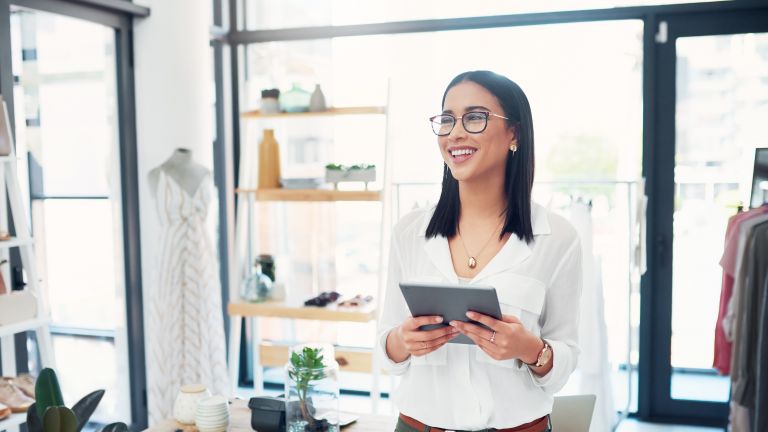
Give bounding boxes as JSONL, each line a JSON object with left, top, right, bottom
{"left": 147, "top": 170, "right": 229, "bottom": 424}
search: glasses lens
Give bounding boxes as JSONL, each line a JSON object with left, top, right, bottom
{"left": 431, "top": 115, "right": 454, "bottom": 136}
{"left": 463, "top": 112, "right": 488, "bottom": 133}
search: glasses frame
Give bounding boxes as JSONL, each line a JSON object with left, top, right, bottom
{"left": 428, "top": 111, "right": 510, "bottom": 136}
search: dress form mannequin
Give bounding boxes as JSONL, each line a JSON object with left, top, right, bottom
{"left": 148, "top": 148, "right": 210, "bottom": 198}
{"left": 146, "top": 147, "right": 229, "bottom": 422}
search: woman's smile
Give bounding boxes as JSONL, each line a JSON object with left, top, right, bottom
{"left": 448, "top": 146, "right": 478, "bottom": 164}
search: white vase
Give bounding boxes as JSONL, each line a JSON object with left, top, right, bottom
{"left": 309, "top": 84, "right": 327, "bottom": 112}
{"left": 173, "top": 384, "right": 211, "bottom": 425}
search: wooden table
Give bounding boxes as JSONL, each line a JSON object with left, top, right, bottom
{"left": 145, "top": 399, "right": 395, "bottom": 432}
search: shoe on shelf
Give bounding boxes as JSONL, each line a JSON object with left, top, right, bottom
{"left": 11, "top": 374, "right": 35, "bottom": 399}
{"left": 0, "top": 402, "right": 11, "bottom": 420}
{"left": 0, "top": 379, "right": 34, "bottom": 413}
{"left": 304, "top": 291, "right": 341, "bottom": 307}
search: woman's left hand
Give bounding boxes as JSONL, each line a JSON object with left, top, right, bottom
{"left": 450, "top": 311, "right": 541, "bottom": 363}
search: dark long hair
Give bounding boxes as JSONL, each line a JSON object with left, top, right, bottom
{"left": 425, "top": 70, "right": 535, "bottom": 244}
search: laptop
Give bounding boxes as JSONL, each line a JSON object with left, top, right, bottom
{"left": 550, "top": 395, "right": 596, "bottom": 432}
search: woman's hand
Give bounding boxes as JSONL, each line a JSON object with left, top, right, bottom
{"left": 450, "top": 311, "right": 543, "bottom": 364}
{"left": 386, "top": 316, "right": 459, "bottom": 362}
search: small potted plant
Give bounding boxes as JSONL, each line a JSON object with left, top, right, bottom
{"left": 284, "top": 344, "right": 339, "bottom": 432}
{"left": 26, "top": 368, "right": 128, "bottom": 432}
{"left": 324, "top": 164, "right": 376, "bottom": 190}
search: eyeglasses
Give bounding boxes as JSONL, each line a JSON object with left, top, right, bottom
{"left": 429, "top": 111, "right": 510, "bottom": 136}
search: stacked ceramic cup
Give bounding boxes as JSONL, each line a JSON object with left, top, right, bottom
{"left": 194, "top": 395, "right": 229, "bottom": 432}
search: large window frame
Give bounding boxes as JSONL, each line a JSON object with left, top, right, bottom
{"left": 223, "top": 0, "right": 768, "bottom": 426}
{"left": 645, "top": 8, "right": 768, "bottom": 426}
{"left": 0, "top": 0, "right": 150, "bottom": 429}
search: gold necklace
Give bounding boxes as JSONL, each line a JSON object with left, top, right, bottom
{"left": 457, "top": 220, "right": 504, "bottom": 270}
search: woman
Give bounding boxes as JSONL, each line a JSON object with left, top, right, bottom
{"left": 378, "top": 70, "right": 582, "bottom": 432}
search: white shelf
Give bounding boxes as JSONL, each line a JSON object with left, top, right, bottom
{"left": 0, "top": 237, "right": 32, "bottom": 249}
{"left": 0, "top": 156, "right": 19, "bottom": 164}
{"left": 0, "top": 317, "right": 50, "bottom": 338}
{"left": 0, "top": 412, "right": 26, "bottom": 431}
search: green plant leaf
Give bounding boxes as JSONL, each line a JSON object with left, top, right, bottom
{"left": 36, "top": 368, "right": 65, "bottom": 420}
{"left": 26, "top": 403, "right": 43, "bottom": 432}
{"left": 100, "top": 422, "right": 128, "bottom": 432}
{"left": 43, "top": 406, "right": 77, "bottom": 432}
{"left": 71, "top": 390, "right": 105, "bottom": 432}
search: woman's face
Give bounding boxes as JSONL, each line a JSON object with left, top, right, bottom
{"left": 439, "top": 81, "right": 516, "bottom": 183}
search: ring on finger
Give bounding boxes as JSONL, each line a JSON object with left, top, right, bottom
{"left": 490, "top": 331, "right": 496, "bottom": 343}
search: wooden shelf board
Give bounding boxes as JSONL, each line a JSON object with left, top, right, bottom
{"left": 0, "top": 237, "right": 32, "bottom": 249}
{"left": 0, "top": 412, "right": 27, "bottom": 430}
{"left": 0, "top": 317, "right": 50, "bottom": 338}
{"left": 259, "top": 342, "right": 378, "bottom": 374}
{"left": 241, "top": 106, "right": 385, "bottom": 119}
{"left": 228, "top": 301, "right": 375, "bottom": 322}
{"left": 235, "top": 188, "right": 381, "bottom": 202}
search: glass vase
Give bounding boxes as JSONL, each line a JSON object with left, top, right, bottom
{"left": 285, "top": 343, "right": 339, "bottom": 432}
{"left": 239, "top": 263, "right": 273, "bottom": 302}
{"left": 280, "top": 83, "right": 311, "bottom": 113}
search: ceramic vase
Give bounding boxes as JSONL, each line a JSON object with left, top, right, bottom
{"left": 258, "top": 129, "right": 281, "bottom": 189}
{"left": 173, "top": 384, "right": 211, "bottom": 425}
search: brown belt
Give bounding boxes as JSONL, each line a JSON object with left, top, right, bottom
{"left": 398, "top": 413, "right": 550, "bottom": 432}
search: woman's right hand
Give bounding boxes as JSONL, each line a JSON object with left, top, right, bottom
{"left": 386, "top": 316, "right": 459, "bottom": 362}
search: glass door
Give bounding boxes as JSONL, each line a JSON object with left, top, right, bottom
{"left": 8, "top": 5, "right": 131, "bottom": 425}
{"left": 646, "top": 9, "right": 768, "bottom": 425}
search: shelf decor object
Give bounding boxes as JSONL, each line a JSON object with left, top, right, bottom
{"left": 257, "top": 129, "right": 281, "bottom": 189}
{"left": 324, "top": 164, "right": 376, "bottom": 190}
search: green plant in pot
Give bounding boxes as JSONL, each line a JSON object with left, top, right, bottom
{"left": 26, "top": 368, "right": 128, "bottom": 432}
{"left": 285, "top": 345, "right": 339, "bottom": 432}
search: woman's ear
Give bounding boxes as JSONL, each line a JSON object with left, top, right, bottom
{"left": 508, "top": 123, "right": 518, "bottom": 143}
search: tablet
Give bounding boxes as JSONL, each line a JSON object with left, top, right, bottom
{"left": 399, "top": 281, "right": 502, "bottom": 345}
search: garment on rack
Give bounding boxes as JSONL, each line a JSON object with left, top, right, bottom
{"left": 756, "top": 271, "right": 768, "bottom": 432}
{"left": 146, "top": 171, "right": 229, "bottom": 424}
{"left": 715, "top": 207, "right": 768, "bottom": 375}
{"left": 732, "top": 221, "right": 768, "bottom": 406}
{"left": 722, "top": 209, "right": 768, "bottom": 432}
{"left": 564, "top": 202, "right": 615, "bottom": 432}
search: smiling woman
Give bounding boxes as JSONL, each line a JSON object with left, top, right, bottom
{"left": 378, "top": 71, "right": 582, "bottom": 432}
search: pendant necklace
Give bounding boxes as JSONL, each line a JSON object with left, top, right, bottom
{"left": 457, "top": 219, "right": 504, "bottom": 270}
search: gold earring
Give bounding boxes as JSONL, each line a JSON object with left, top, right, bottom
{"left": 509, "top": 144, "right": 518, "bottom": 153}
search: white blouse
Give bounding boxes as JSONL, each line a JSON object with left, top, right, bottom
{"left": 377, "top": 203, "right": 582, "bottom": 430}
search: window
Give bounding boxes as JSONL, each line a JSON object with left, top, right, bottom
{"left": 241, "top": 19, "right": 644, "bottom": 411}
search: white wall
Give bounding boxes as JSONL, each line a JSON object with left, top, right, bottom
{"left": 132, "top": 0, "right": 215, "bottom": 384}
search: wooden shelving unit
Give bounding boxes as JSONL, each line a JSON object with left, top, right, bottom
{"left": 228, "top": 301, "right": 376, "bottom": 323}
{"left": 235, "top": 188, "right": 381, "bottom": 202}
{"left": 241, "top": 106, "right": 385, "bottom": 119}
{"left": 230, "top": 99, "right": 391, "bottom": 411}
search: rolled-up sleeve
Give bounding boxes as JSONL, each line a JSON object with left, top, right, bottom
{"left": 527, "top": 237, "right": 582, "bottom": 393}
{"left": 376, "top": 231, "right": 411, "bottom": 375}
